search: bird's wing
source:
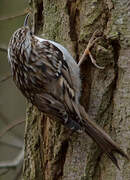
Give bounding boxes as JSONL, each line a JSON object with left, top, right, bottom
{"left": 30, "top": 40, "right": 82, "bottom": 128}
{"left": 30, "top": 40, "right": 73, "bottom": 90}
{"left": 34, "top": 93, "right": 82, "bottom": 132}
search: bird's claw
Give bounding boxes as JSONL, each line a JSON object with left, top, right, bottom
{"left": 78, "top": 30, "right": 104, "bottom": 69}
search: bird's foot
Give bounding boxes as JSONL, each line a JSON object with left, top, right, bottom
{"left": 78, "top": 30, "right": 104, "bottom": 69}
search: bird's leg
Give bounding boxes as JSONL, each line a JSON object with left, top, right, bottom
{"left": 78, "top": 31, "right": 104, "bottom": 69}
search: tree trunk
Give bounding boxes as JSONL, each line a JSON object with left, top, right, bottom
{"left": 23, "top": 0, "right": 130, "bottom": 179}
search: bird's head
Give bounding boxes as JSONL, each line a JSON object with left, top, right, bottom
{"left": 8, "top": 13, "right": 33, "bottom": 64}
{"left": 11, "top": 13, "right": 32, "bottom": 46}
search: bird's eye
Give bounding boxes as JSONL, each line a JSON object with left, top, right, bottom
{"left": 30, "top": 31, "right": 33, "bottom": 36}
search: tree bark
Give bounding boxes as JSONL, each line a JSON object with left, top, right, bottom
{"left": 23, "top": 0, "right": 130, "bottom": 179}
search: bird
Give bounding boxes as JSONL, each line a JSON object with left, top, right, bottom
{"left": 8, "top": 14, "right": 128, "bottom": 169}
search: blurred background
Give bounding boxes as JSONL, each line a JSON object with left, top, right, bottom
{"left": 0, "top": 0, "right": 29, "bottom": 179}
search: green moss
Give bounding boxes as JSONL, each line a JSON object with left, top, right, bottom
{"left": 42, "top": 2, "right": 64, "bottom": 41}
{"left": 79, "top": 0, "right": 104, "bottom": 41}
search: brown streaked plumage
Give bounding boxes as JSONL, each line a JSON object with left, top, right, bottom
{"left": 8, "top": 14, "right": 128, "bottom": 169}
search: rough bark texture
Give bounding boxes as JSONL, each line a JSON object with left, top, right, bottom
{"left": 23, "top": 0, "right": 130, "bottom": 180}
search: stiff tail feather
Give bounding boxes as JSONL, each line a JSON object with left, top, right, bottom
{"left": 79, "top": 105, "right": 128, "bottom": 169}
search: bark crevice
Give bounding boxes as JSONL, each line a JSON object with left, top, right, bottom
{"left": 66, "top": 0, "right": 80, "bottom": 61}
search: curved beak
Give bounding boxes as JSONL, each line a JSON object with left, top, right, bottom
{"left": 24, "top": 13, "right": 30, "bottom": 27}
